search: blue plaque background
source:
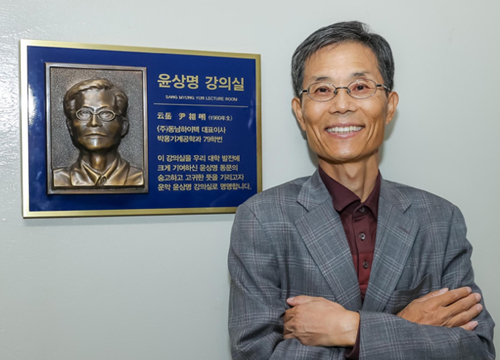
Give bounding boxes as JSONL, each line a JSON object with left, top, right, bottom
{"left": 22, "top": 42, "right": 261, "bottom": 216}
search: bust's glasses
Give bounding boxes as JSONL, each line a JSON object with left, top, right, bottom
{"left": 75, "top": 109, "right": 117, "bottom": 122}
{"left": 300, "top": 79, "right": 390, "bottom": 101}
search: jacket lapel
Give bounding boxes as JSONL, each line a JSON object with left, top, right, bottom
{"left": 362, "top": 180, "right": 420, "bottom": 312}
{"left": 295, "top": 171, "right": 362, "bottom": 310}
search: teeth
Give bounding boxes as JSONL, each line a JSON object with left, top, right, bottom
{"left": 326, "top": 126, "right": 363, "bottom": 134}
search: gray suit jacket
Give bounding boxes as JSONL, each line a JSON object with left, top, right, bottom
{"left": 228, "top": 171, "right": 495, "bottom": 359}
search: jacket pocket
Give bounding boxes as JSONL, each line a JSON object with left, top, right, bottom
{"left": 385, "top": 274, "right": 433, "bottom": 314}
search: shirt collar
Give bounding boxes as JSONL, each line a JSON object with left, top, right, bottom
{"left": 318, "top": 166, "right": 381, "bottom": 218}
{"left": 80, "top": 155, "right": 120, "bottom": 185}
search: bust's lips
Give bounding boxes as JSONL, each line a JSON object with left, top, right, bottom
{"left": 84, "top": 132, "right": 107, "bottom": 137}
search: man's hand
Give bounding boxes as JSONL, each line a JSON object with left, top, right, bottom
{"left": 397, "top": 287, "right": 483, "bottom": 330}
{"left": 283, "top": 296, "right": 359, "bottom": 347}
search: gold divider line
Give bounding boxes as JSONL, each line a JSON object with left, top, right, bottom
{"left": 154, "top": 103, "right": 249, "bottom": 108}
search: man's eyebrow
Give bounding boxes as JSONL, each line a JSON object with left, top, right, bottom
{"left": 311, "top": 76, "right": 332, "bottom": 83}
{"left": 350, "top": 71, "right": 372, "bottom": 78}
{"left": 310, "top": 72, "right": 374, "bottom": 84}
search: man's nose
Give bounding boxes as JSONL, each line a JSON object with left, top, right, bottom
{"left": 329, "top": 87, "right": 355, "bottom": 114}
{"left": 87, "top": 113, "right": 103, "bottom": 127}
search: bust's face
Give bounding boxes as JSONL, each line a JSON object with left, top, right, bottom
{"left": 67, "top": 88, "right": 128, "bottom": 153}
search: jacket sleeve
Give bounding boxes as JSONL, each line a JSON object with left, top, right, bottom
{"left": 228, "top": 203, "right": 347, "bottom": 360}
{"left": 357, "top": 206, "right": 495, "bottom": 359}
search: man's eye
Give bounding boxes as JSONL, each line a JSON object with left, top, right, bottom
{"left": 350, "top": 81, "right": 374, "bottom": 94}
{"left": 314, "top": 86, "right": 332, "bottom": 93}
{"left": 351, "top": 84, "right": 369, "bottom": 92}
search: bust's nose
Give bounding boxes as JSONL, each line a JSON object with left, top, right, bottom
{"left": 87, "top": 113, "right": 103, "bottom": 127}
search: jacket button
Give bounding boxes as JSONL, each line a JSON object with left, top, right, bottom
{"left": 363, "top": 261, "right": 369, "bottom": 269}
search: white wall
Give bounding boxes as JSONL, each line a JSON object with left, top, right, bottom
{"left": 1, "top": 0, "right": 498, "bottom": 359}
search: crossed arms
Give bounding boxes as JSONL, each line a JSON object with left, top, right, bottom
{"left": 283, "top": 286, "right": 482, "bottom": 347}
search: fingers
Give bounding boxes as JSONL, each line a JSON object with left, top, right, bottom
{"left": 430, "top": 288, "right": 483, "bottom": 328}
{"left": 448, "top": 301, "right": 483, "bottom": 328}
{"left": 447, "top": 293, "right": 481, "bottom": 317}
{"left": 460, "top": 320, "right": 479, "bottom": 331}
{"left": 283, "top": 309, "right": 294, "bottom": 324}
{"left": 414, "top": 287, "right": 449, "bottom": 302}
{"left": 282, "top": 306, "right": 299, "bottom": 338}
{"left": 287, "top": 295, "right": 314, "bottom": 306}
{"left": 284, "top": 295, "right": 315, "bottom": 331}
{"left": 433, "top": 286, "right": 472, "bottom": 306}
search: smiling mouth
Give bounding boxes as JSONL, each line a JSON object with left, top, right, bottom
{"left": 326, "top": 126, "right": 363, "bottom": 134}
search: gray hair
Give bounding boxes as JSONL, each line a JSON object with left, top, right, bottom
{"left": 291, "top": 21, "right": 395, "bottom": 97}
{"left": 63, "top": 78, "right": 128, "bottom": 119}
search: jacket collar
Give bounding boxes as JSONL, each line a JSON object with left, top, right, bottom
{"left": 297, "top": 170, "right": 412, "bottom": 214}
{"left": 296, "top": 170, "right": 332, "bottom": 210}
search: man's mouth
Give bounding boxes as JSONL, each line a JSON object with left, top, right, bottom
{"left": 326, "top": 126, "right": 363, "bottom": 134}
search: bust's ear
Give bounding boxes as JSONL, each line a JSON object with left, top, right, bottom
{"left": 121, "top": 119, "right": 129, "bottom": 137}
{"left": 66, "top": 118, "right": 73, "bottom": 136}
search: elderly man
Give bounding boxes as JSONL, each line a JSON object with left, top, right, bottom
{"left": 228, "top": 21, "right": 495, "bottom": 359}
{"left": 53, "top": 78, "right": 144, "bottom": 188}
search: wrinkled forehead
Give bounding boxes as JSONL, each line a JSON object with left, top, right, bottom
{"left": 304, "top": 42, "right": 381, "bottom": 82}
{"left": 74, "top": 88, "right": 117, "bottom": 110}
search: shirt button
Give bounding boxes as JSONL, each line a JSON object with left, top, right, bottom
{"left": 359, "top": 207, "right": 365, "bottom": 213}
{"left": 359, "top": 232, "right": 366, "bottom": 241}
{"left": 363, "top": 261, "right": 369, "bottom": 269}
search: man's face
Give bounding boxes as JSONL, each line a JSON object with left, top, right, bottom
{"left": 292, "top": 42, "right": 398, "bottom": 167}
{"left": 67, "top": 88, "right": 128, "bottom": 153}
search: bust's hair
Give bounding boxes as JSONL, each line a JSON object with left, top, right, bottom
{"left": 291, "top": 21, "right": 395, "bottom": 97}
{"left": 63, "top": 78, "right": 128, "bottom": 119}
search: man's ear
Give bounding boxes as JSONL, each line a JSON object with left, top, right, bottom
{"left": 292, "top": 97, "right": 307, "bottom": 131}
{"left": 121, "top": 119, "right": 129, "bottom": 137}
{"left": 385, "top": 91, "right": 399, "bottom": 125}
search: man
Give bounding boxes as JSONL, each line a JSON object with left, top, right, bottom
{"left": 53, "top": 78, "right": 144, "bottom": 188}
{"left": 228, "top": 21, "right": 495, "bottom": 359}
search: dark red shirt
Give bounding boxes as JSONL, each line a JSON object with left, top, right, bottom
{"left": 319, "top": 167, "right": 380, "bottom": 299}
{"left": 319, "top": 167, "right": 381, "bottom": 359}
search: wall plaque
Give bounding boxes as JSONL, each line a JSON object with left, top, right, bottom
{"left": 20, "top": 40, "right": 261, "bottom": 217}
